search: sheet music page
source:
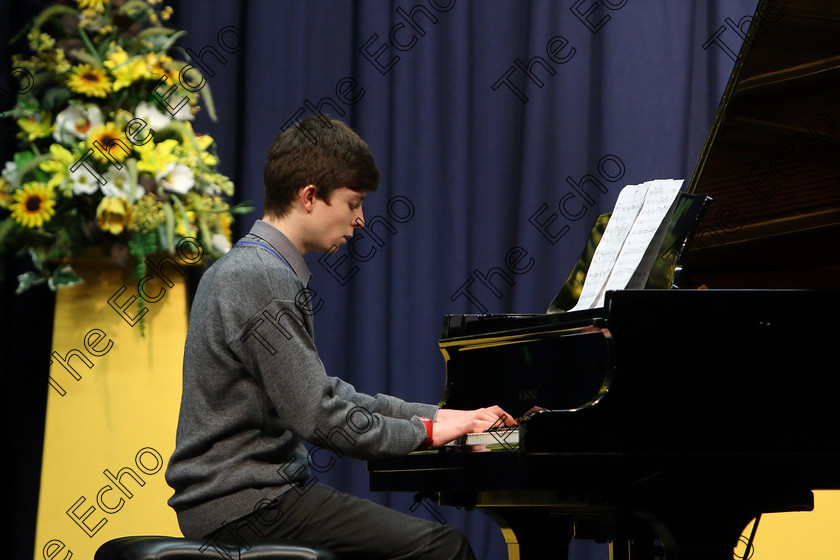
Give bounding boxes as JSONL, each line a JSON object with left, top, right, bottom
{"left": 592, "top": 179, "right": 683, "bottom": 307}
{"left": 569, "top": 183, "right": 649, "bottom": 311}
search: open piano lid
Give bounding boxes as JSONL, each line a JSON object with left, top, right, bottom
{"left": 681, "top": 0, "right": 840, "bottom": 289}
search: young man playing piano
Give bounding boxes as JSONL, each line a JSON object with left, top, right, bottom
{"left": 165, "top": 115, "right": 515, "bottom": 559}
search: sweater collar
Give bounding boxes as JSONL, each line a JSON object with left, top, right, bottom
{"left": 246, "top": 220, "right": 312, "bottom": 285}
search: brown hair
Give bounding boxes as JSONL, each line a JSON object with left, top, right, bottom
{"left": 262, "top": 115, "right": 380, "bottom": 218}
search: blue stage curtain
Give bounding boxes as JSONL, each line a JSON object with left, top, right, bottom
{"left": 4, "top": 1, "right": 758, "bottom": 558}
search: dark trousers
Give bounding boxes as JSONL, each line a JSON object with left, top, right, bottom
{"left": 205, "top": 483, "right": 476, "bottom": 560}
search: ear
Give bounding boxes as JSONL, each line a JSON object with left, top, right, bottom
{"left": 298, "top": 184, "right": 317, "bottom": 213}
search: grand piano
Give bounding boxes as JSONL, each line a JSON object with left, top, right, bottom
{"left": 368, "top": 1, "right": 840, "bottom": 559}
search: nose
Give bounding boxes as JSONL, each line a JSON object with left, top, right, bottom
{"left": 353, "top": 208, "right": 365, "bottom": 228}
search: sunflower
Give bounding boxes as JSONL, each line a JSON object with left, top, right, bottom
{"left": 104, "top": 46, "right": 150, "bottom": 91}
{"left": 88, "top": 122, "right": 132, "bottom": 164}
{"left": 67, "top": 64, "right": 113, "bottom": 98}
{"left": 10, "top": 182, "right": 56, "bottom": 229}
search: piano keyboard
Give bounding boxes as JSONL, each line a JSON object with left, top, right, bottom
{"left": 445, "top": 427, "right": 520, "bottom": 448}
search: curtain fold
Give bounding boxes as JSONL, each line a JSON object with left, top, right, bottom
{"left": 5, "top": 1, "right": 757, "bottom": 558}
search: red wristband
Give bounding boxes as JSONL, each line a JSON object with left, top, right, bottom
{"left": 417, "top": 417, "right": 433, "bottom": 450}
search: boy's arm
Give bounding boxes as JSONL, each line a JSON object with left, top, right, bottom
{"left": 327, "top": 376, "right": 439, "bottom": 421}
{"left": 231, "top": 298, "right": 429, "bottom": 458}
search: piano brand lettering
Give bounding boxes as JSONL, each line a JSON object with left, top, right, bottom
{"left": 281, "top": 1, "right": 453, "bottom": 145}
{"left": 0, "top": 66, "right": 35, "bottom": 118}
{"left": 491, "top": 35, "right": 576, "bottom": 104}
{"left": 570, "top": 0, "right": 628, "bottom": 34}
{"left": 65, "top": 447, "right": 163, "bottom": 537}
{"left": 318, "top": 195, "right": 416, "bottom": 286}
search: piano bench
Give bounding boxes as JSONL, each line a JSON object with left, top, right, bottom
{"left": 94, "top": 536, "right": 337, "bottom": 560}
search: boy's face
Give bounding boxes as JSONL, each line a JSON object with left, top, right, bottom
{"left": 309, "top": 187, "right": 366, "bottom": 253}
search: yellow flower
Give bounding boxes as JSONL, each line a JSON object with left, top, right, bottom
{"left": 39, "top": 144, "right": 77, "bottom": 191}
{"left": 104, "top": 46, "right": 150, "bottom": 91}
{"left": 53, "top": 48, "right": 72, "bottom": 74}
{"left": 145, "top": 52, "right": 180, "bottom": 87}
{"left": 27, "top": 28, "right": 55, "bottom": 53}
{"left": 176, "top": 122, "right": 217, "bottom": 166}
{"left": 0, "top": 179, "right": 13, "bottom": 209}
{"left": 129, "top": 193, "right": 166, "bottom": 233}
{"left": 67, "top": 64, "right": 113, "bottom": 98}
{"left": 217, "top": 207, "right": 232, "bottom": 239}
{"left": 87, "top": 122, "right": 132, "bottom": 164}
{"left": 174, "top": 206, "right": 196, "bottom": 237}
{"left": 135, "top": 138, "right": 179, "bottom": 174}
{"left": 77, "top": 0, "right": 108, "bottom": 11}
{"left": 96, "top": 196, "right": 130, "bottom": 235}
{"left": 17, "top": 113, "right": 55, "bottom": 141}
{"left": 10, "top": 182, "right": 56, "bottom": 229}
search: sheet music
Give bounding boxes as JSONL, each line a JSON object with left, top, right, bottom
{"left": 591, "top": 179, "right": 683, "bottom": 308}
{"left": 569, "top": 183, "right": 649, "bottom": 311}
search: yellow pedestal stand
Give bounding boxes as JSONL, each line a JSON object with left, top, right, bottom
{"left": 34, "top": 253, "right": 186, "bottom": 560}
{"left": 738, "top": 491, "right": 840, "bottom": 560}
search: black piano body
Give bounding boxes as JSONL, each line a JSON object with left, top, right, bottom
{"left": 370, "top": 289, "right": 840, "bottom": 559}
{"left": 369, "top": 0, "right": 840, "bottom": 558}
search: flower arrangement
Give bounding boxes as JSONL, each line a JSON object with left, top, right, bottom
{"left": 0, "top": 0, "right": 249, "bottom": 294}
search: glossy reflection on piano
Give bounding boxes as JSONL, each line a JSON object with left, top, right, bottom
{"left": 368, "top": 1, "right": 840, "bottom": 558}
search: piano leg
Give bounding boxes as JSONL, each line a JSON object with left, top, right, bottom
{"left": 479, "top": 508, "right": 573, "bottom": 560}
{"left": 629, "top": 485, "right": 814, "bottom": 560}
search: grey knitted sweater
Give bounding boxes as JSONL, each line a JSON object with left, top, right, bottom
{"left": 165, "top": 220, "right": 437, "bottom": 538}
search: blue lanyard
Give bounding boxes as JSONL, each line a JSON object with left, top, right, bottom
{"left": 236, "top": 240, "right": 294, "bottom": 274}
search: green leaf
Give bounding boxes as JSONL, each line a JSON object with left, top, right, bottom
{"left": 0, "top": 218, "right": 15, "bottom": 249}
{"left": 16, "top": 270, "right": 46, "bottom": 294}
{"left": 68, "top": 49, "right": 102, "bottom": 68}
{"left": 42, "top": 87, "right": 72, "bottom": 112}
{"left": 48, "top": 264, "right": 83, "bottom": 290}
{"left": 159, "top": 30, "right": 187, "bottom": 53}
{"left": 27, "top": 246, "right": 47, "bottom": 273}
{"left": 13, "top": 153, "right": 54, "bottom": 187}
{"left": 229, "top": 201, "right": 255, "bottom": 215}
{"left": 77, "top": 27, "right": 103, "bottom": 66}
{"left": 13, "top": 151, "right": 35, "bottom": 170}
{"left": 170, "top": 194, "right": 193, "bottom": 238}
{"left": 162, "top": 200, "right": 176, "bottom": 252}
